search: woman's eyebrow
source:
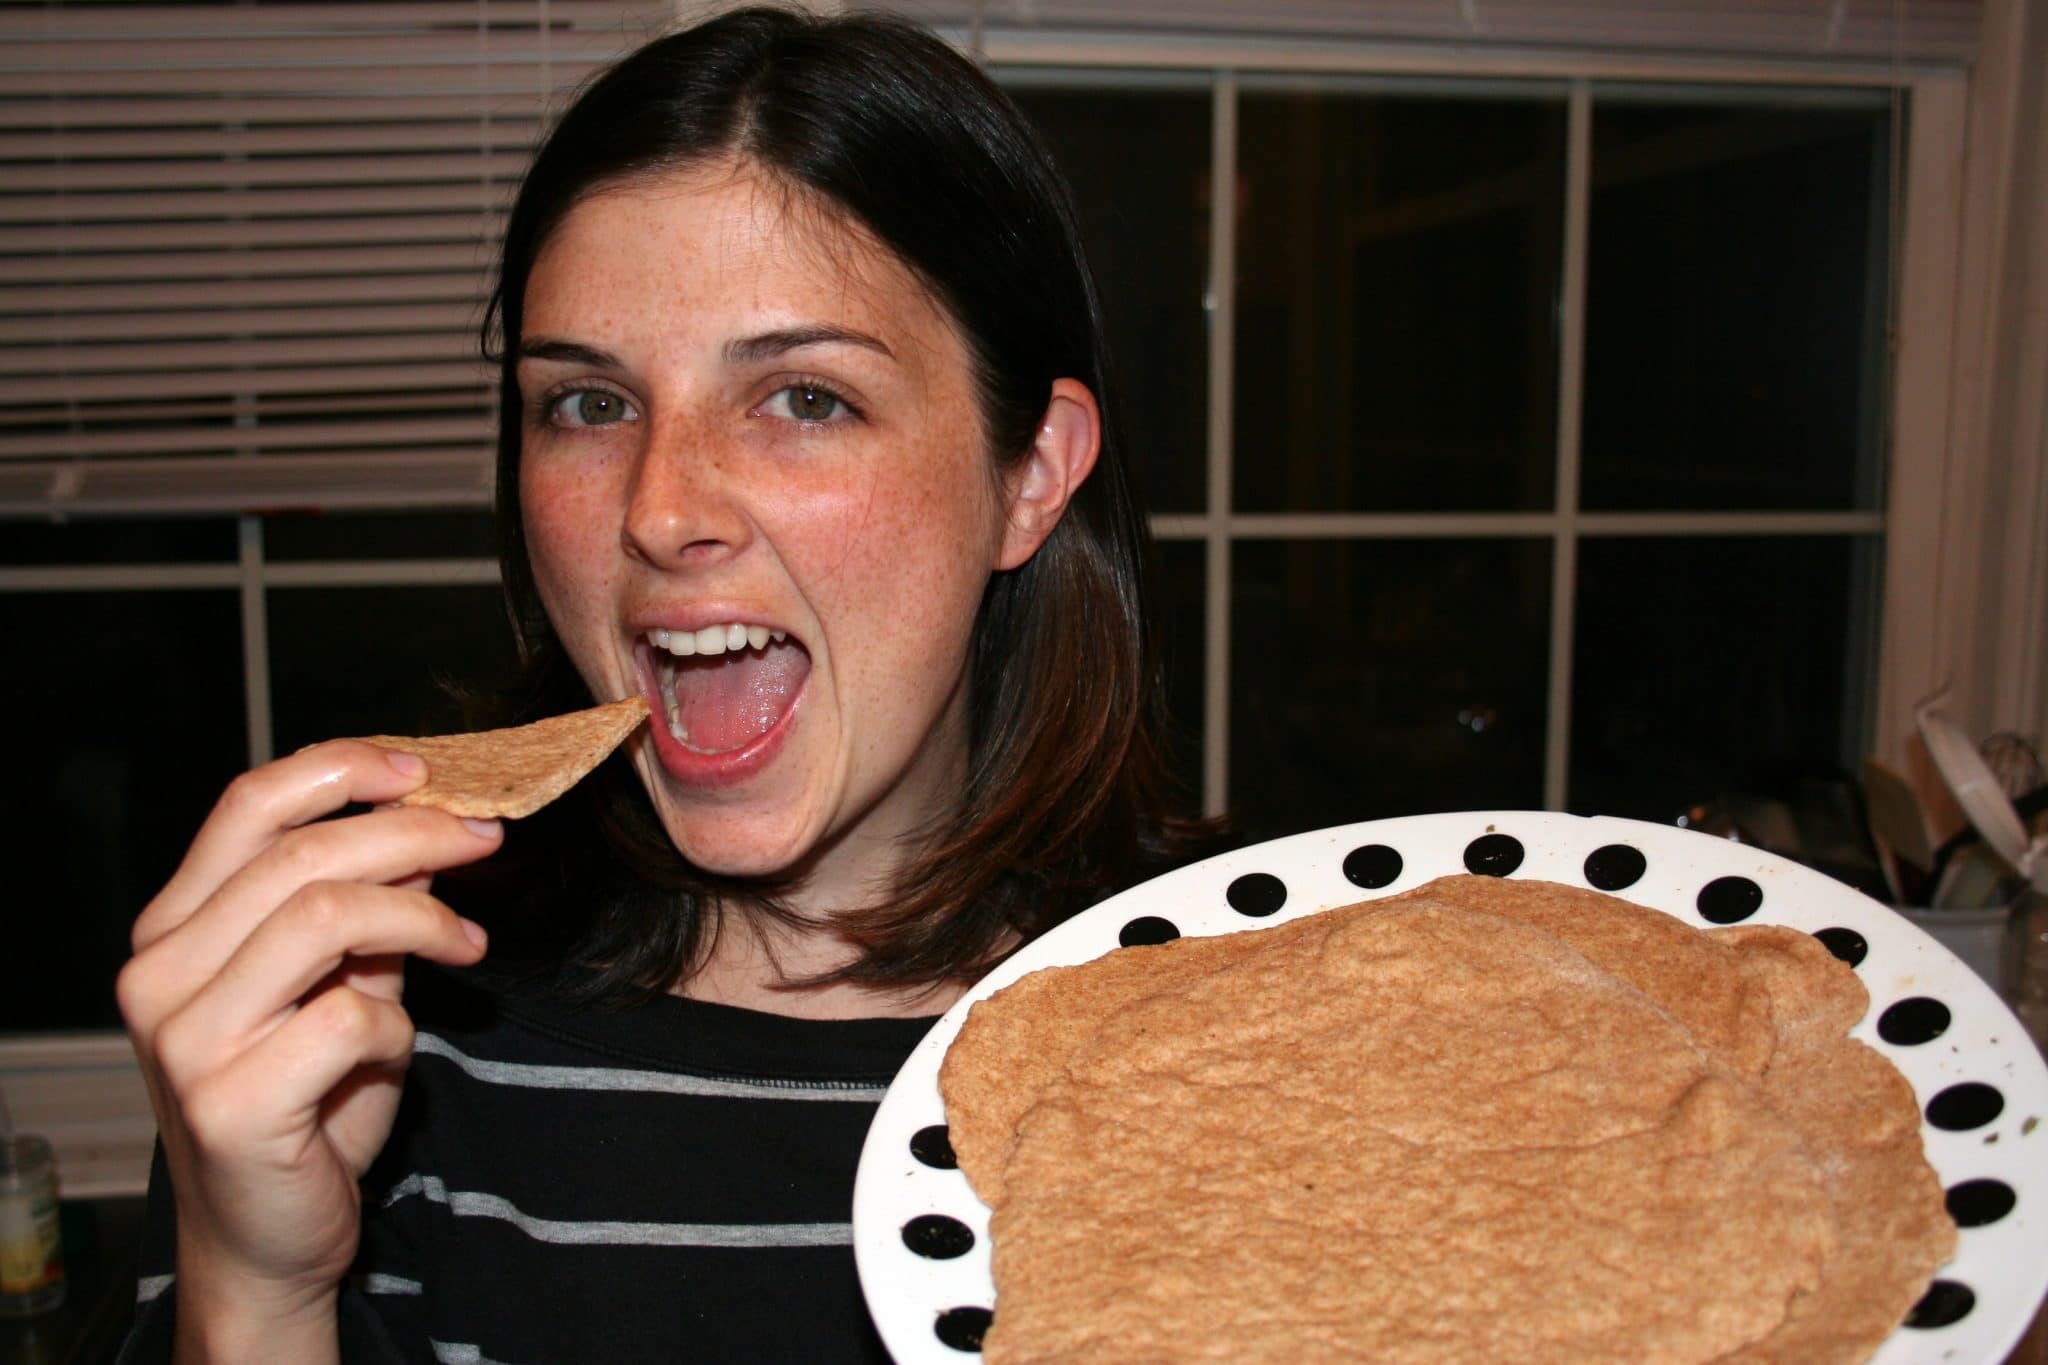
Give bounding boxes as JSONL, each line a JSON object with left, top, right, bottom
{"left": 725, "top": 324, "right": 894, "bottom": 364}
{"left": 517, "top": 338, "right": 622, "bottom": 368}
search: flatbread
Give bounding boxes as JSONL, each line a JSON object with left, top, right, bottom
{"left": 941, "top": 876, "right": 1954, "bottom": 1364}
{"left": 353, "top": 695, "right": 648, "bottom": 819}
{"left": 978, "top": 902, "right": 1834, "bottom": 1363}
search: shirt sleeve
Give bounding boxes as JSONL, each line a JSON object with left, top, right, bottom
{"left": 111, "top": 1143, "right": 177, "bottom": 1365}
{"left": 113, "top": 1142, "right": 425, "bottom": 1365}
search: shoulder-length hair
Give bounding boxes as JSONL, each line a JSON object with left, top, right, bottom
{"left": 476, "top": 5, "right": 1197, "bottom": 1000}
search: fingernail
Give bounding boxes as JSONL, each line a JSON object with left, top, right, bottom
{"left": 459, "top": 918, "right": 488, "bottom": 950}
{"left": 385, "top": 750, "right": 425, "bottom": 778}
{"left": 461, "top": 817, "right": 502, "bottom": 840}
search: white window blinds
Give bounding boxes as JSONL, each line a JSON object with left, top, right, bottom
{"left": 5, "top": 1, "right": 1982, "bottom": 519}
{"left": 863, "top": 1, "right": 1981, "bottom": 65}
{"left": 1, "top": 1, "right": 671, "bottom": 518}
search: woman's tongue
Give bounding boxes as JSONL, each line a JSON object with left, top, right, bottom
{"left": 669, "top": 640, "right": 808, "bottom": 753}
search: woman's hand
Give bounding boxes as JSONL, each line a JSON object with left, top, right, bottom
{"left": 117, "top": 742, "right": 499, "bottom": 1361}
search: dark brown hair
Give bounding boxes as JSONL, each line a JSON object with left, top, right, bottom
{"left": 473, "top": 5, "right": 1201, "bottom": 1000}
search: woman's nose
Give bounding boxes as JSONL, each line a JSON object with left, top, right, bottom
{"left": 622, "top": 419, "right": 751, "bottom": 568}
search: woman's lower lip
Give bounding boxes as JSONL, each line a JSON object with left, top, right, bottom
{"left": 639, "top": 660, "right": 802, "bottom": 788}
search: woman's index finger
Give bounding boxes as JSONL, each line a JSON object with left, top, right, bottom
{"left": 134, "top": 740, "right": 428, "bottom": 950}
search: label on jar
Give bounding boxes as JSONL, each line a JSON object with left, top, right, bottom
{"left": 0, "top": 1188, "right": 62, "bottom": 1293}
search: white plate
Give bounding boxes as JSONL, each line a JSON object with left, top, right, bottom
{"left": 853, "top": 812, "right": 2048, "bottom": 1363}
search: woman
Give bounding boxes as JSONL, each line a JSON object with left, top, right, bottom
{"left": 116, "top": 7, "right": 1192, "bottom": 1361}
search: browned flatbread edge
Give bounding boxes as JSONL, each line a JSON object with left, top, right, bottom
{"left": 1708, "top": 924, "right": 1957, "bottom": 1364}
{"left": 354, "top": 694, "right": 648, "bottom": 819}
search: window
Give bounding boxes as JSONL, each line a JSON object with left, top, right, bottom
{"left": 0, "top": 513, "right": 515, "bottom": 1034}
{"left": 7, "top": 3, "right": 2012, "bottom": 1197}
{"left": 1016, "top": 70, "right": 1895, "bottom": 845}
{"left": 0, "top": 3, "right": 667, "bottom": 1034}
{"left": 1, "top": 580, "right": 245, "bottom": 1029}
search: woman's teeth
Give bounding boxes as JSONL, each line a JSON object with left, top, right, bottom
{"left": 647, "top": 623, "right": 804, "bottom": 752}
{"left": 649, "top": 623, "right": 786, "bottom": 657}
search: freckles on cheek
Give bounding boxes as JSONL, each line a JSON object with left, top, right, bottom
{"left": 521, "top": 461, "right": 617, "bottom": 593}
{"left": 776, "top": 458, "right": 888, "bottom": 583}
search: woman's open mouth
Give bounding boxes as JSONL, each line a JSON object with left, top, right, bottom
{"left": 642, "top": 622, "right": 812, "bottom": 761}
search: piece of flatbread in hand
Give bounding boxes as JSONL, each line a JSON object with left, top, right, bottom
{"left": 353, "top": 695, "right": 648, "bottom": 819}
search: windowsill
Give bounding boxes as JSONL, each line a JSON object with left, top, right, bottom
{"left": 0, "top": 1033, "right": 154, "bottom": 1199}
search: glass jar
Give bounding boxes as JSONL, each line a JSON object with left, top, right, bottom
{"left": 0, "top": 1135, "right": 64, "bottom": 1318}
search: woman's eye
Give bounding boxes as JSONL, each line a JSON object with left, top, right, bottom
{"left": 763, "top": 384, "right": 847, "bottom": 423}
{"left": 549, "top": 389, "right": 636, "bottom": 427}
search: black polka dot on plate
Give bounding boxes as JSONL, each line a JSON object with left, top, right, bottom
{"left": 1904, "top": 1280, "right": 1976, "bottom": 1329}
{"left": 935, "top": 1306, "right": 994, "bottom": 1352}
{"left": 1945, "top": 1178, "right": 2017, "bottom": 1228}
{"left": 1342, "top": 843, "right": 1403, "bottom": 889}
{"left": 1812, "top": 927, "right": 1868, "bottom": 967}
{"left": 1877, "top": 997, "right": 1951, "bottom": 1046}
{"left": 1226, "top": 872, "right": 1287, "bottom": 918}
{"left": 1926, "top": 1082, "right": 2005, "bottom": 1132}
{"left": 1696, "top": 875, "right": 1763, "bottom": 924}
{"left": 902, "top": 1214, "right": 974, "bottom": 1260}
{"left": 1462, "top": 833, "right": 1524, "bottom": 877}
{"left": 909, "top": 1125, "right": 956, "bottom": 1170}
{"left": 1119, "top": 915, "right": 1181, "bottom": 947}
{"left": 1582, "top": 843, "right": 1646, "bottom": 891}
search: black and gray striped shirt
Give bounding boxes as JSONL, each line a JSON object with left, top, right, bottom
{"left": 120, "top": 961, "right": 936, "bottom": 1363}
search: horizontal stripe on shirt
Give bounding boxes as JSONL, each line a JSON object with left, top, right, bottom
{"left": 411, "top": 1032, "right": 889, "bottom": 1102}
{"left": 362, "top": 1273, "right": 424, "bottom": 1296}
{"left": 431, "top": 1341, "right": 516, "bottom": 1365}
{"left": 135, "top": 1263, "right": 426, "bottom": 1304}
{"left": 382, "top": 1173, "right": 854, "bottom": 1247}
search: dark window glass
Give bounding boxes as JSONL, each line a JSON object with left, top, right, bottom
{"left": 1008, "top": 82, "right": 1211, "bottom": 513}
{"left": 263, "top": 510, "right": 498, "bottom": 562}
{"left": 268, "top": 586, "right": 519, "bottom": 755}
{"left": 1230, "top": 538, "right": 1550, "bottom": 839}
{"left": 1153, "top": 536, "right": 1206, "bottom": 807}
{"left": 1583, "top": 97, "right": 1891, "bottom": 510}
{"left": 1568, "top": 535, "right": 1880, "bottom": 822}
{"left": 0, "top": 591, "right": 245, "bottom": 1031}
{"left": 1236, "top": 87, "right": 1567, "bottom": 512}
{"left": 1, "top": 518, "right": 237, "bottom": 565}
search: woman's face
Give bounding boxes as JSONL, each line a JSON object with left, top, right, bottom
{"left": 517, "top": 162, "right": 1019, "bottom": 901}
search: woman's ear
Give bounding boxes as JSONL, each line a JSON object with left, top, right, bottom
{"left": 996, "top": 377, "right": 1101, "bottom": 571}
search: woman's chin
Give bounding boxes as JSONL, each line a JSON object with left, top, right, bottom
{"left": 631, "top": 713, "right": 841, "bottom": 882}
{"left": 655, "top": 807, "right": 832, "bottom": 885}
